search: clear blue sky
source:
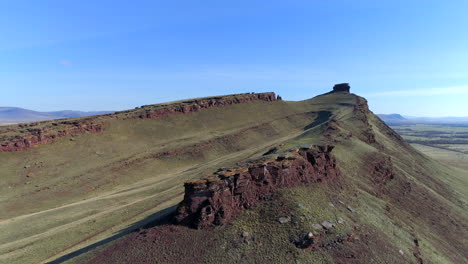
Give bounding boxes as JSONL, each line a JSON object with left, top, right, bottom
{"left": 1, "top": 0, "right": 467, "bottom": 116}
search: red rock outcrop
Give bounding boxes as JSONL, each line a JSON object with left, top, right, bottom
{"left": 367, "top": 154, "right": 396, "bottom": 197}
{"left": 174, "top": 145, "right": 341, "bottom": 229}
{"left": 370, "top": 156, "right": 395, "bottom": 185}
{"left": 0, "top": 93, "right": 277, "bottom": 152}
{"left": 132, "top": 92, "right": 277, "bottom": 119}
{"left": 0, "top": 119, "right": 103, "bottom": 152}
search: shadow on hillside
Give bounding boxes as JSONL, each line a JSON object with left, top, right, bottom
{"left": 46, "top": 205, "right": 178, "bottom": 264}
{"left": 304, "top": 111, "right": 332, "bottom": 130}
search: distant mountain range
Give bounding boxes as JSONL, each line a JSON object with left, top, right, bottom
{"left": 0, "top": 107, "right": 114, "bottom": 125}
{"left": 378, "top": 113, "right": 468, "bottom": 125}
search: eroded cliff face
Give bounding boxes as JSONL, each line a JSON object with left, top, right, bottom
{"left": 0, "top": 93, "right": 278, "bottom": 152}
{"left": 353, "top": 97, "right": 377, "bottom": 144}
{"left": 131, "top": 92, "right": 277, "bottom": 119}
{"left": 0, "top": 119, "right": 104, "bottom": 152}
{"left": 174, "top": 145, "right": 341, "bottom": 229}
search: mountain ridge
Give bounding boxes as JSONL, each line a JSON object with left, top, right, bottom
{"left": 0, "top": 86, "right": 467, "bottom": 264}
{"left": 0, "top": 106, "right": 114, "bottom": 124}
{"left": 378, "top": 113, "right": 468, "bottom": 125}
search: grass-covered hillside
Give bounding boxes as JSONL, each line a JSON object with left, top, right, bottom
{"left": 0, "top": 91, "right": 467, "bottom": 264}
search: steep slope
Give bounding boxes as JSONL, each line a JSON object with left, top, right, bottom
{"left": 85, "top": 90, "right": 468, "bottom": 264}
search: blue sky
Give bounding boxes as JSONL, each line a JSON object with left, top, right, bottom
{"left": 1, "top": 0, "right": 467, "bottom": 116}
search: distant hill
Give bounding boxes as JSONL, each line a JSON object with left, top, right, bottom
{"left": 377, "top": 113, "right": 409, "bottom": 125}
{"left": 0, "top": 107, "right": 114, "bottom": 124}
{"left": 403, "top": 116, "right": 468, "bottom": 124}
{"left": 378, "top": 113, "right": 468, "bottom": 125}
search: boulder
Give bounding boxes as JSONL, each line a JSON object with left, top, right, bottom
{"left": 321, "top": 221, "right": 335, "bottom": 230}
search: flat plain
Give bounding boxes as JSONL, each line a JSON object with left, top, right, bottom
{"left": 391, "top": 124, "right": 468, "bottom": 170}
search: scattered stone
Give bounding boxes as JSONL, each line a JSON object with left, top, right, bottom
{"left": 338, "top": 200, "right": 345, "bottom": 205}
{"left": 347, "top": 206, "right": 355, "bottom": 213}
{"left": 26, "top": 173, "right": 33, "bottom": 177}
{"left": 338, "top": 218, "right": 345, "bottom": 224}
{"left": 399, "top": 249, "right": 404, "bottom": 256}
{"left": 312, "top": 223, "right": 323, "bottom": 231}
{"left": 329, "top": 202, "right": 335, "bottom": 208}
{"left": 297, "top": 203, "right": 306, "bottom": 210}
{"left": 321, "top": 221, "right": 335, "bottom": 230}
{"left": 70, "top": 138, "right": 76, "bottom": 141}
{"left": 24, "top": 165, "right": 31, "bottom": 169}
{"left": 241, "top": 231, "right": 250, "bottom": 238}
{"left": 278, "top": 216, "right": 291, "bottom": 224}
{"left": 307, "top": 232, "right": 314, "bottom": 239}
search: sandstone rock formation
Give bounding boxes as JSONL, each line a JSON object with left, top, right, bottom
{"left": 332, "top": 83, "right": 351, "bottom": 93}
{"left": 132, "top": 92, "right": 277, "bottom": 120}
{"left": 174, "top": 145, "right": 340, "bottom": 229}
{"left": 0, "top": 119, "right": 103, "bottom": 152}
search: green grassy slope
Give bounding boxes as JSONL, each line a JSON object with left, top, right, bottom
{"left": 82, "top": 92, "right": 467, "bottom": 264}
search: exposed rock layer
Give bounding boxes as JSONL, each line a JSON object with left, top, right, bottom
{"left": 0, "top": 119, "right": 103, "bottom": 152}
{"left": 0, "top": 93, "right": 277, "bottom": 152}
{"left": 174, "top": 145, "right": 340, "bottom": 229}
{"left": 133, "top": 92, "right": 277, "bottom": 119}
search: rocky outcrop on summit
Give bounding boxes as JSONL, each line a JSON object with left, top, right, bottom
{"left": 332, "top": 83, "right": 350, "bottom": 93}
{"left": 174, "top": 145, "right": 340, "bottom": 229}
{"left": 0, "top": 93, "right": 277, "bottom": 152}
